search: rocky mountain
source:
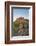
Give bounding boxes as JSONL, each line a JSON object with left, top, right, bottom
{"left": 12, "top": 17, "right": 29, "bottom": 36}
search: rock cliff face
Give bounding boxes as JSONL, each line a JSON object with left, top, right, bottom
{"left": 16, "top": 17, "right": 24, "bottom": 24}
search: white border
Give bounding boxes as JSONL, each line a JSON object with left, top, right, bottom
{"left": 10, "top": 5, "right": 32, "bottom": 40}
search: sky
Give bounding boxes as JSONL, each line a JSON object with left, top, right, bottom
{"left": 12, "top": 8, "right": 29, "bottom": 21}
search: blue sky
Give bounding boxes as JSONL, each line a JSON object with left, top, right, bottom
{"left": 13, "top": 8, "right": 29, "bottom": 21}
